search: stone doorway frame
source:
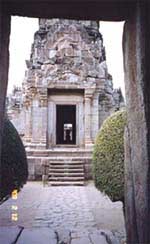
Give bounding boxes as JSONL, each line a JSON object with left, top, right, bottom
{"left": 1, "top": 1, "right": 150, "bottom": 243}
{"left": 47, "top": 90, "right": 84, "bottom": 148}
{"left": 56, "top": 104, "right": 76, "bottom": 145}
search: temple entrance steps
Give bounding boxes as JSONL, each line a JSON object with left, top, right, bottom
{"left": 26, "top": 147, "right": 92, "bottom": 158}
{"left": 26, "top": 147, "right": 93, "bottom": 183}
{"left": 48, "top": 159, "right": 85, "bottom": 186}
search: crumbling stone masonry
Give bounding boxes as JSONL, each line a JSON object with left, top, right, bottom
{"left": 8, "top": 19, "right": 124, "bottom": 145}
{"left": 7, "top": 19, "right": 124, "bottom": 182}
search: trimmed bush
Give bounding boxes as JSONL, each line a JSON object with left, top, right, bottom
{"left": 92, "top": 110, "right": 127, "bottom": 202}
{"left": 1, "top": 118, "right": 28, "bottom": 200}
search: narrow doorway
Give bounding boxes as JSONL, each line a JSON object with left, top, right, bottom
{"left": 56, "top": 105, "right": 76, "bottom": 145}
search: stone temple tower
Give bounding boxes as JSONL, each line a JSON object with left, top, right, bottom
{"left": 8, "top": 19, "right": 124, "bottom": 183}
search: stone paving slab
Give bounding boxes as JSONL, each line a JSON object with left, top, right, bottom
{"left": 99, "top": 230, "right": 120, "bottom": 244}
{"left": 90, "top": 233, "right": 108, "bottom": 244}
{"left": 17, "top": 227, "right": 57, "bottom": 244}
{"left": 0, "top": 226, "right": 22, "bottom": 244}
{"left": 0, "top": 226, "right": 121, "bottom": 244}
{"left": 57, "top": 228, "right": 71, "bottom": 243}
{"left": 71, "top": 237, "right": 92, "bottom": 244}
{"left": 0, "top": 182, "right": 125, "bottom": 243}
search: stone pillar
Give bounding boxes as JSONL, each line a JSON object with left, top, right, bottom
{"left": 84, "top": 92, "right": 93, "bottom": 147}
{"left": 31, "top": 98, "right": 43, "bottom": 144}
{"left": 91, "top": 92, "right": 99, "bottom": 141}
{"left": 78, "top": 101, "right": 84, "bottom": 147}
{"left": 123, "top": 3, "right": 150, "bottom": 243}
{"left": 0, "top": 9, "right": 10, "bottom": 195}
{"left": 24, "top": 105, "right": 32, "bottom": 143}
{"left": 40, "top": 96, "right": 47, "bottom": 145}
{"left": 47, "top": 100, "right": 55, "bottom": 147}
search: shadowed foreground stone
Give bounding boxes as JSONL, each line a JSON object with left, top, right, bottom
{"left": 0, "top": 226, "right": 120, "bottom": 244}
{"left": 17, "top": 227, "right": 57, "bottom": 244}
{"left": 89, "top": 233, "right": 108, "bottom": 244}
{"left": 98, "top": 230, "right": 120, "bottom": 244}
{"left": 71, "top": 237, "right": 91, "bottom": 244}
{"left": 123, "top": 3, "right": 150, "bottom": 243}
{"left": 57, "top": 228, "right": 71, "bottom": 244}
{"left": 0, "top": 226, "right": 22, "bottom": 244}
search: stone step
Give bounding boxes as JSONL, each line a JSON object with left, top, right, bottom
{"left": 44, "top": 156, "right": 86, "bottom": 186}
{"left": 49, "top": 181, "right": 84, "bottom": 186}
{"left": 27, "top": 149, "right": 92, "bottom": 158}
{"left": 49, "top": 172, "right": 84, "bottom": 177}
{"left": 49, "top": 176, "right": 84, "bottom": 181}
{"left": 28, "top": 156, "right": 91, "bottom": 161}
{"left": 49, "top": 164, "right": 84, "bottom": 169}
{"left": 49, "top": 168, "right": 84, "bottom": 172}
{"left": 49, "top": 160, "right": 83, "bottom": 164}
{"left": 49, "top": 167, "right": 84, "bottom": 172}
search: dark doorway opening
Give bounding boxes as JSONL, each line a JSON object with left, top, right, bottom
{"left": 56, "top": 105, "right": 76, "bottom": 145}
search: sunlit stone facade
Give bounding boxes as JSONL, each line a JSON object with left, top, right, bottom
{"left": 8, "top": 19, "right": 123, "bottom": 148}
{"left": 7, "top": 19, "right": 124, "bottom": 180}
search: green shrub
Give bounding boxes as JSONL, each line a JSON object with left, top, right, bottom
{"left": 92, "top": 110, "right": 127, "bottom": 202}
{"left": 1, "top": 118, "right": 28, "bottom": 200}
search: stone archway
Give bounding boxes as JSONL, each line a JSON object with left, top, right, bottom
{"left": 47, "top": 89, "right": 85, "bottom": 148}
{"left": 0, "top": 1, "right": 150, "bottom": 243}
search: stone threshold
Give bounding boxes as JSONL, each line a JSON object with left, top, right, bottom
{"left": 28, "top": 156, "right": 92, "bottom": 160}
{"left": 0, "top": 226, "right": 120, "bottom": 244}
{"left": 26, "top": 147, "right": 93, "bottom": 152}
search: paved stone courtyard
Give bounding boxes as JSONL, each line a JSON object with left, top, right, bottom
{"left": 0, "top": 182, "right": 125, "bottom": 243}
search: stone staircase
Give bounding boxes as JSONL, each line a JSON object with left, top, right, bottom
{"left": 48, "top": 159, "right": 85, "bottom": 186}
{"left": 26, "top": 147, "right": 93, "bottom": 184}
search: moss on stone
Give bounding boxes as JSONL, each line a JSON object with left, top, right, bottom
{"left": 92, "top": 110, "right": 127, "bottom": 202}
